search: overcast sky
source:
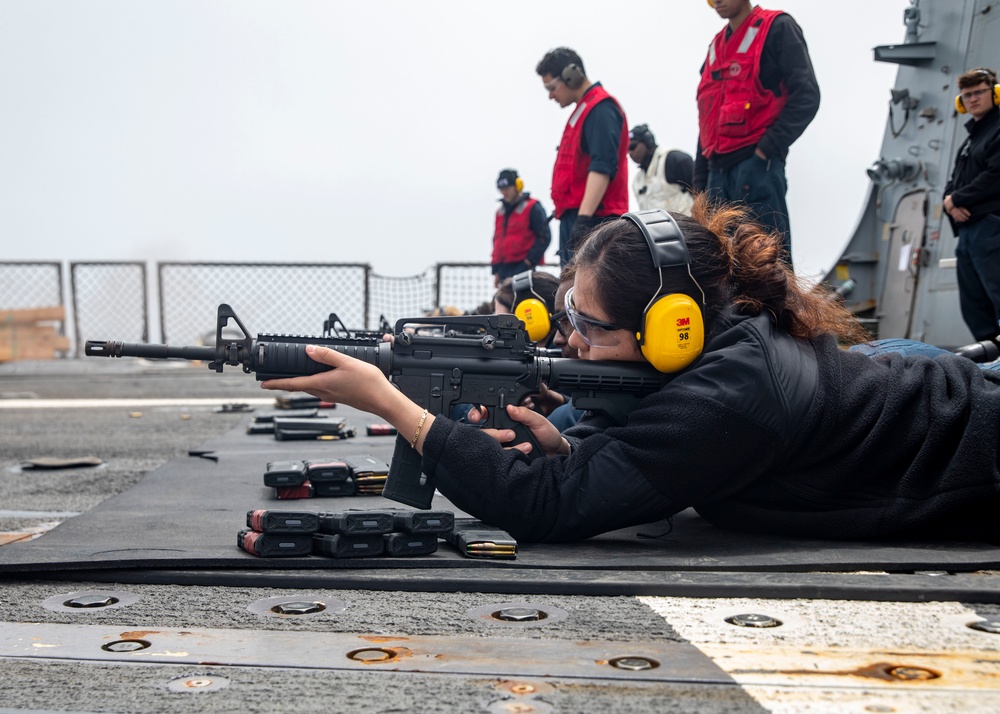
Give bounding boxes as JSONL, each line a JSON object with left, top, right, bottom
{"left": 0, "top": 0, "right": 909, "bottom": 279}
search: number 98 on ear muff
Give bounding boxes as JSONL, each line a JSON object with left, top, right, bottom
{"left": 623, "top": 209, "right": 706, "bottom": 373}
{"left": 639, "top": 290, "right": 704, "bottom": 373}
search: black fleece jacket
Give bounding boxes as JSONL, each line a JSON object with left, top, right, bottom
{"left": 420, "top": 310, "right": 1000, "bottom": 543}
{"left": 944, "top": 106, "right": 1000, "bottom": 228}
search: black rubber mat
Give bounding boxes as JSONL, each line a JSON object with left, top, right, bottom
{"left": 3, "top": 423, "right": 1000, "bottom": 580}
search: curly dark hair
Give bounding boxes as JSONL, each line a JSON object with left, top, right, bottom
{"left": 573, "top": 196, "right": 870, "bottom": 345}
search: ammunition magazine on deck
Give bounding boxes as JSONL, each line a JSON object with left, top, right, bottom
{"left": 239, "top": 507, "right": 453, "bottom": 559}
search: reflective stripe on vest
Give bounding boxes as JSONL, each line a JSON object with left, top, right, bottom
{"left": 492, "top": 196, "right": 540, "bottom": 265}
{"left": 550, "top": 84, "right": 630, "bottom": 218}
{"left": 697, "top": 7, "right": 787, "bottom": 158}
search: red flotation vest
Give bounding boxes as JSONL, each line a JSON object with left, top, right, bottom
{"left": 492, "top": 196, "right": 541, "bottom": 265}
{"left": 551, "top": 84, "right": 629, "bottom": 218}
{"left": 697, "top": 7, "right": 787, "bottom": 158}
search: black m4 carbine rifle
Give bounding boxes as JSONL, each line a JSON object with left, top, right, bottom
{"left": 86, "top": 304, "right": 665, "bottom": 509}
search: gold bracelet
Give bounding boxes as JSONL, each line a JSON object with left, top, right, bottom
{"left": 411, "top": 409, "right": 428, "bottom": 449}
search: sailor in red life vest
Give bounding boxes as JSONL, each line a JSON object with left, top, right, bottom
{"left": 535, "top": 47, "right": 629, "bottom": 266}
{"left": 491, "top": 168, "right": 552, "bottom": 288}
{"left": 693, "top": 0, "right": 820, "bottom": 267}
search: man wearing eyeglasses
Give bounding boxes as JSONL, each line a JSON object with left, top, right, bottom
{"left": 944, "top": 67, "right": 1000, "bottom": 345}
{"left": 535, "top": 47, "right": 629, "bottom": 266}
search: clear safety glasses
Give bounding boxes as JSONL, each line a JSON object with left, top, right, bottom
{"left": 564, "top": 286, "right": 625, "bottom": 347}
{"left": 960, "top": 87, "right": 992, "bottom": 102}
{"left": 543, "top": 77, "right": 563, "bottom": 93}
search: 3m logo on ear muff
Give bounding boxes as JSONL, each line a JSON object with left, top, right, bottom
{"left": 511, "top": 270, "right": 552, "bottom": 342}
{"left": 623, "top": 209, "right": 706, "bottom": 373}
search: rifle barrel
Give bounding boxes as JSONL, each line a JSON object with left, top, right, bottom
{"left": 85, "top": 340, "right": 217, "bottom": 362}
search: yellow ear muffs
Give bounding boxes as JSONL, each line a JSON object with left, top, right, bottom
{"left": 637, "top": 292, "right": 705, "bottom": 373}
{"left": 515, "top": 297, "right": 551, "bottom": 342}
{"left": 624, "top": 209, "right": 707, "bottom": 373}
{"left": 956, "top": 83, "right": 1000, "bottom": 113}
{"left": 511, "top": 270, "right": 552, "bottom": 342}
{"left": 515, "top": 177, "right": 524, "bottom": 192}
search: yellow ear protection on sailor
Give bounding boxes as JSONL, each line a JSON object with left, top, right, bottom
{"left": 511, "top": 270, "right": 552, "bottom": 342}
{"left": 497, "top": 168, "right": 523, "bottom": 192}
{"left": 624, "top": 209, "right": 706, "bottom": 373}
{"left": 955, "top": 69, "right": 1000, "bottom": 114}
{"left": 560, "top": 62, "right": 585, "bottom": 90}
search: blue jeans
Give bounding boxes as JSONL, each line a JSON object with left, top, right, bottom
{"left": 850, "top": 338, "right": 1000, "bottom": 371}
{"left": 707, "top": 153, "right": 791, "bottom": 265}
{"left": 955, "top": 214, "right": 1000, "bottom": 340}
{"left": 548, "top": 402, "right": 585, "bottom": 432}
{"left": 558, "top": 210, "right": 578, "bottom": 266}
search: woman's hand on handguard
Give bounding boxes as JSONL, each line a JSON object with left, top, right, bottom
{"left": 260, "top": 345, "right": 435, "bottom": 452}
{"left": 260, "top": 345, "right": 394, "bottom": 415}
{"left": 468, "top": 403, "right": 570, "bottom": 457}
